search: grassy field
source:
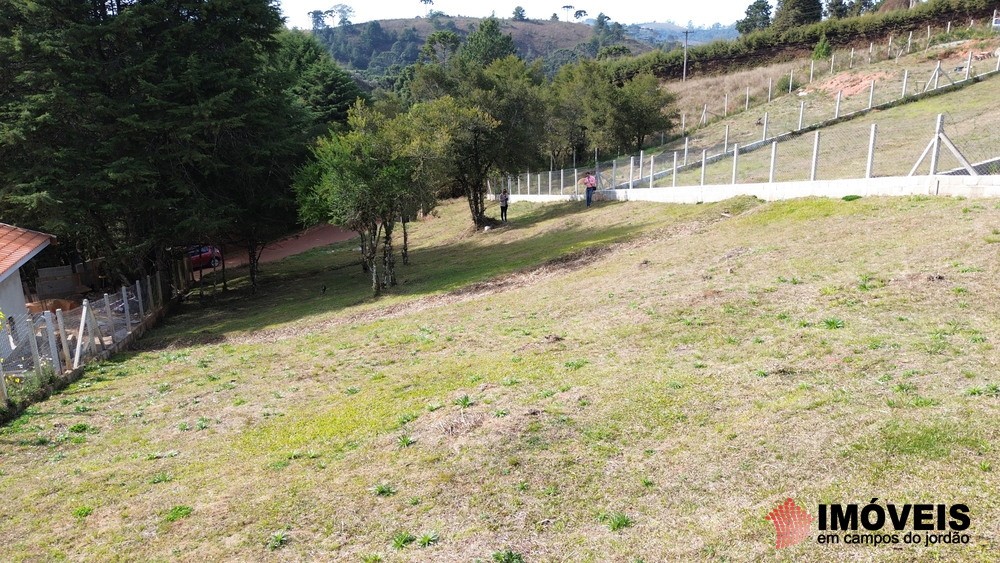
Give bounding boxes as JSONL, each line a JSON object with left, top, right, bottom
{"left": 2, "top": 194, "right": 999, "bottom": 561}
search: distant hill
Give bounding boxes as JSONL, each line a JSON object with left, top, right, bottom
{"left": 631, "top": 21, "right": 739, "bottom": 45}
{"left": 310, "top": 14, "right": 662, "bottom": 87}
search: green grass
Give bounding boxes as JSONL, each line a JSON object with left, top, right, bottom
{"left": 2, "top": 195, "right": 1000, "bottom": 560}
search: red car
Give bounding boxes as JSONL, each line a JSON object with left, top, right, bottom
{"left": 186, "top": 245, "right": 222, "bottom": 269}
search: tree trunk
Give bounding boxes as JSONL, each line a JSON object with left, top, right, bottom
{"left": 400, "top": 216, "right": 409, "bottom": 266}
{"left": 359, "top": 233, "right": 369, "bottom": 272}
{"left": 365, "top": 225, "right": 381, "bottom": 296}
{"left": 382, "top": 224, "right": 396, "bottom": 288}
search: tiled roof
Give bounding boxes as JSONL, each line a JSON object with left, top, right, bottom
{"left": 0, "top": 223, "right": 55, "bottom": 284}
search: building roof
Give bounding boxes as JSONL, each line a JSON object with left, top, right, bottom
{"left": 0, "top": 223, "right": 55, "bottom": 285}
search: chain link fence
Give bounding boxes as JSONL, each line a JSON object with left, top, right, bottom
{"left": 1, "top": 271, "right": 173, "bottom": 408}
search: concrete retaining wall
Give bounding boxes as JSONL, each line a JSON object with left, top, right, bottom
{"left": 507, "top": 175, "right": 1000, "bottom": 205}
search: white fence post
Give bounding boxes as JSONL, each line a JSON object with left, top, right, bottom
{"left": 762, "top": 112, "right": 769, "bottom": 141}
{"left": 868, "top": 80, "right": 875, "bottom": 109}
{"left": 574, "top": 168, "right": 579, "bottom": 195}
{"left": 517, "top": 174, "right": 521, "bottom": 194}
{"left": 798, "top": 101, "right": 805, "bottom": 130}
{"left": 537, "top": 173, "right": 542, "bottom": 195}
{"left": 560, "top": 169, "right": 564, "bottom": 195}
{"left": 681, "top": 113, "right": 686, "bottom": 133}
{"left": 611, "top": 160, "right": 617, "bottom": 189}
{"left": 43, "top": 312, "right": 61, "bottom": 375}
{"left": 868, "top": 42, "right": 873, "bottom": 64}
{"left": 866, "top": 123, "right": 878, "bottom": 179}
{"left": 789, "top": 69, "right": 794, "bottom": 93}
{"left": 724, "top": 93, "right": 729, "bottom": 116}
{"left": 767, "top": 77, "right": 772, "bottom": 102}
{"left": 731, "top": 143, "right": 740, "bottom": 185}
{"left": 835, "top": 91, "right": 842, "bottom": 119}
{"left": 683, "top": 137, "right": 689, "bottom": 166}
{"left": 55, "top": 309, "right": 72, "bottom": 370}
{"left": 27, "top": 315, "right": 43, "bottom": 378}
{"left": 724, "top": 124, "right": 730, "bottom": 153}
{"left": 902, "top": 70, "right": 909, "bottom": 98}
{"left": 964, "top": 51, "right": 972, "bottom": 81}
{"left": 73, "top": 300, "right": 89, "bottom": 369}
{"left": 0, "top": 357, "right": 7, "bottom": 404}
{"left": 769, "top": 141, "right": 778, "bottom": 183}
{"left": 672, "top": 152, "right": 678, "bottom": 187}
{"left": 887, "top": 34, "right": 893, "bottom": 56}
{"left": 103, "top": 294, "right": 115, "bottom": 343}
{"left": 700, "top": 149, "right": 707, "bottom": 186}
{"left": 745, "top": 86, "right": 750, "bottom": 111}
{"left": 629, "top": 156, "right": 634, "bottom": 189}
{"left": 136, "top": 280, "right": 145, "bottom": 320}
{"left": 548, "top": 170, "right": 552, "bottom": 194}
{"left": 934, "top": 60, "right": 940, "bottom": 89}
{"left": 638, "top": 151, "right": 644, "bottom": 184}
{"left": 122, "top": 286, "right": 132, "bottom": 330}
{"left": 907, "top": 31, "right": 913, "bottom": 53}
{"left": 810, "top": 60, "right": 815, "bottom": 82}
{"left": 830, "top": 53, "right": 835, "bottom": 73}
{"left": 648, "top": 154, "right": 655, "bottom": 187}
{"left": 850, "top": 47, "right": 855, "bottom": 68}
{"left": 930, "top": 114, "right": 943, "bottom": 175}
{"left": 810, "top": 131, "right": 821, "bottom": 181}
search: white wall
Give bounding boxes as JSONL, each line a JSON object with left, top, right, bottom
{"left": 507, "top": 175, "right": 1000, "bottom": 205}
{"left": 0, "top": 271, "right": 28, "bottom": 319}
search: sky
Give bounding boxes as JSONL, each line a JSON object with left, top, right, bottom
{"left": 276, "top": 0, "right": 757, "bottom": 30}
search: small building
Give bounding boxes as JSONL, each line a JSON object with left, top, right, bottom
{"left": 0, "top": 223, "right": 55, "bottom": 319}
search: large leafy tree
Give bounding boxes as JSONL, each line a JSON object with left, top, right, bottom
{"left": 773, "top": 0, "right": 823, "bottom": 30}
{"left": 0, "top": 0, "right": 318, "bottom": 290}
{"left": 736, "top": 0, "right": 773, "bottom": 35}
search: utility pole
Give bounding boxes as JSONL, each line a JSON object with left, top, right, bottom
{"left": 683, "top": 29, "right": 690, "bottom": 82}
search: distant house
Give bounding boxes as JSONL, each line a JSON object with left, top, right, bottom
{"left": 0, "top": 223, "right": 55, "bottom": 319}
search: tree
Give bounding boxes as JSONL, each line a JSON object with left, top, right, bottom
{"left": 309, "top": 10, "right": 329, "bottom": 30}
{"left": 736, "top": 0, "right": 772, "bottom": 35}
{"left": 513, "top": 6, "right": 527, "bottom": 21}
{"left": 812, "top": 33, "right": 832, "bottom": 59}
{"left": 274, "top": 30, "right": 364, "bottom": 129}
{"left": 329, "top": 4, "right": 354, "bottom": 26}
{"left": 551, "top": 13, "right": 559, "bottom": 21}
{"left": 562, "top": 5, "right": 574, "bottom": 20}
{"left": 848, "top": 0, "right": 876, "bottom": 16}
{"left": 772, "top": 0, "right": 823, "bottom": 30}
{"left": 574, "top": 9, "right": 588, "bottom": 20}
{"left": 0, "top": 0, "right": 308, "bottom": 289}
{"left": 826, "top": 0, "right": 850, "bottom": 18}
{"left": 592, "top": 72, "right": 677, "bottom": 154}
{"left": 419, "top": 30, "right": 461, "bottom": 65}
{"left": 459, "top": 16, "right": 518, "bottom": 67}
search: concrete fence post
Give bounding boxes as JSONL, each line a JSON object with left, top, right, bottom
{"left": 850, "top": 48, "right": 855, "bottom": 68}
{"left": 934, "top": 61, "right": 941, "bottom": 89}
{"left": 649, "top": 154, "right": 655, "bottom": 187}
{"left": 700, "top": 149, "right": 707, "bottom": 186}
{"left": 43, "top": 311, "right": 61, "bottom": 375}
{"left": 789, "top": 69, "right": 794, "bottom": 93}
{"left": 926, "top": 25, "right": 931, "bottom": 49}
{"left": 731, "top": 143, "right": 740, "bottom": 185}
{"left": 868, "top": 80, "right": 875, "bottom": 109}
{"left": 136, "top": 280, "right": 145, "bottom": 320}
{"left": 810, "top": 131, "right": 821, "bottom": 181}
{"left": 868, "top": 42, "right": 874, "bottom": 64}
{"left": 55, "top": 309, "right": 72, "bottom": 370}
{"left": 672, "top": 152, "right": 678, "bottom": 187}
{"left": 724, "top": 125, "right": 730, "bottom": 153}
{"left": 724, "top": 93, "right": 729, "bottom": 116}
{"left": 103, "top": 294, "right": 115, "bottom": 343}
{"left": 798, "top": 101, "right": 805, "bottom": 130}
{"left": 560, "top": 169, "right": 564, "bottom": 195}
{"left": 681, "top": 113, "right": 686, "bottom": 133}
{"left": 964, "top": 51, "right": 972, "bottom": 81}
{"left": 762, "top": 112, "right": 769, "bottom": 141}
{"left": 902, "top": 70, "right": 909, "bottom": 98}
{"left": 930, "top": 114, "right": 943, "bottom": 175}
{"left": 810, "top": 60, "right": 815, "bottom": 82}
{"left": 122, "top": 286, "right": 132, "bottom": 330}
{"left": 611, "top": 160, "right": 617, "bottom": 190}
{"left": 548, "top": 170, "right": 552, "bottom": 194}
{"left": 831, "top": 53, "right": 835, "bottom": 73}
{"left": 767, "top": 77, "right": 772, "bottom": 102}
{"left": 27, "top": 315, "right": 42, "bottom": 378}
{"left": 73, "top": 300, "right": 89, "bottom": 369}
{"left": 947, "top": 21, "right": 951, "bottom": 33}
{"left": 996, "top": 51, "right": 1000, "bottom": 72}
{"left": 769, "top": 141, "right": 778, "bottom": 183}
{"left": 629, "top": 156, "right": 635, "bottom": 189}
{"left": 835, "top": 91, "right": 842, "bottom": 119}
{"left": 745, "top": 86, "right": 750, "bottom": 111}
{"left": 907, "top": 31, "right": 913, "bottom": 53}
{"left": 574, "top": 168, "right": 579, "bottom": 195}
{"left": 866, "top": 123, "right": 878, "bottom": 179}
{"left": 683, "top": 137, "right": 689, "bottom": 166}
{"left": 887, "top": 34, "right": 893, "bottom": 56}
{"left": 638, "top": 151, "right": 644, "bottom": 184}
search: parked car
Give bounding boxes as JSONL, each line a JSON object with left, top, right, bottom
{"left": 186, "top": 245, "right": 222, "bottom": 269}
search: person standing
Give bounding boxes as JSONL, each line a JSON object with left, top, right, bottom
{"left": 582, "top": 171, "right": 598, "bottom": 207}
{"left": 499, "top": 188, "right": 509, "bottom": 222}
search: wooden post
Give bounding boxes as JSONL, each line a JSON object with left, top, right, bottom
{"left": 55, "top": 309, "right": 72, "bottom": 371}
{"left": 769, "top": 141, "right": 778, "bottom": 183}
{"left": 155, "top": 270, "right": 164, "bottom": 307}
{"left": 810, "top": 131, "right": 821, "bottom": 181}
{"left": 866, "top": 123, "right": 878, "bottom": 179}
{"left": 681, "top": 113, "right": 686, "bottom": 132}
{"left": 731, "top": 143, "right": 739, "bottom": 185}
{"left": 574, "top": 168, "right": 578, "bottom": 195}
{"left": 43, "top": 312, "right": 61, "bottom": 375}
{"left": 934, "top": 60, "right": 940, "bottom": 89}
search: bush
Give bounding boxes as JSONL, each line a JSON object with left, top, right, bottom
{"left": 812, "top": 34, "right": 832, "bottom": 60}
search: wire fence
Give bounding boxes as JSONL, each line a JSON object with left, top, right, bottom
{"left": 0, "top": 271, "right": 173, "bottom": 407}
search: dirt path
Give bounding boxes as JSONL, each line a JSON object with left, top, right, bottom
{"left": 223, "top": 224, "right": 356, "bottom": 268}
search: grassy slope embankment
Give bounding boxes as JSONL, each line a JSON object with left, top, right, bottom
{"left": 1, "top": 195, "right": 999, "bottom": 561}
